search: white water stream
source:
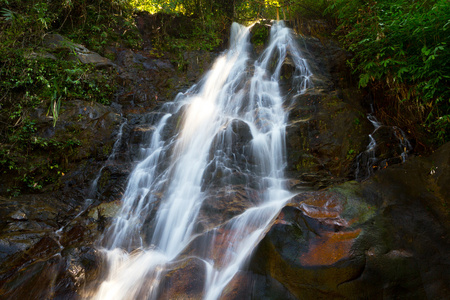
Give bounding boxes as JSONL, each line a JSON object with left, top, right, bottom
{"left": 90, "top": 21, "right": 312, "bottom": 300}
{"left": 355, "top": 114, "right": 412, "bottom": 180}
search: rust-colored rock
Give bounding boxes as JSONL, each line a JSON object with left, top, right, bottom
{"left": 299, "top": 229, "right": 361, "bottom": 266}
{"left": 158, "top": 257, "right": 207, "bottom": 300}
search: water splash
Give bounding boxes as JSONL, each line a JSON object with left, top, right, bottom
{"left": 355, "top": 114, "right": 412, "bottom": 180}
{"left": 89, "top": 21, "right": 312, "bottom": 300}
{"left": 88, "top": 119, "right": 127, "bottom": 200}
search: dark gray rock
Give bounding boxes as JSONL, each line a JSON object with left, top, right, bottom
{"left": 249, "top": 142, "right": 450, "bottom": 299}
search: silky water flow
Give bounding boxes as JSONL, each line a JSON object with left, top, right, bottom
{"left": 89, "top": 21, "right": 312, "bottom": 300}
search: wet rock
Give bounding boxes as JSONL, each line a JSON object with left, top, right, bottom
{"left": 249, "top": 189, "right": 366, "bottom": 298}
{"left": 282, "top": 34, "right": 374, "bottom": 186}
{"left": 202, "top": 119, "right": 255, "bottom": 188}
{"left": 250, "top": 143, "right": 450, "bottom": 299}
{"left": 0, "top": 255, "right": 70, "bottom": 299}
{"left": 0, "top": 188, "right": 112, "bottom": 299}
{"left": 63, "top": 246, "right": 103, "bottom": 289}
{"left": 280, "top": 56, "right": 296, "bottom": 82}
{"left": 0, "top": 244, "right": 99, "bottom": 299}
{"left": 30, "top": 99, "right": 128, "bottom": 202}
{"left": 220, "top": 271, "right": 253, "bottom": 299}
{"left": 88, "top": 200, "right": 121, "bottom": 220}
{"left": 113, "top": 48, "right": 191, "bottom": 113}
{"left": 354, "top": 124, "right": 412, "bottom": 180}
{"left": 286, "top": 90, "right": 372, "bottom": 184}
{"left": 196, "top": 185, "right": 260, "bottom": 232}
{"left": 158, "top": 104, "right": 186, "bottom": 142}
{"left": 355, "top": 143, "right": 450, "bottom": 298}
{"left": 0, "top": 232, "right": 47, "bottom": 262}
{"left": 221, "top": 271, "right": 297, "bottom": 300}
{"left": 43, "top": 34, "right": 115, "bottom": 69}
{"left": 0, "top": 195, "right": 63, "bottom": 263}
{"left": 9, "top": 210, "right": 27, "bottom": 220}
{"left": 127, "top": 112, "right": 167, "bottom": 160}
{"left": 33, "top": 99, "right": 122, "bottom": 161}
{"left": 129, "top": 124, "right": 156, "bottom": 159}
{"left": 94, "top": 165, "right": 131, "bottom": 203}
{"left": 0, "top": 235, "right": 64, "bottom": 298}
{"left": 79, "top": 247, "right": 103, "bottom": 287}
{"left": 296, "top": 35, "right": 355, "bottom": 90}
{"left": 183, "top": 51, "right": 217, "bottom": 83}
{"left": 158, "top": 257, "right": 207, "bottom": 299}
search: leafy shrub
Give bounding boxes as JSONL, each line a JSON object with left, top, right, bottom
{"left": 0, "top": 0, "right": 138, "bottom": 195}
{"left": 328, "top": 0, "right": 450, "bottom": 146}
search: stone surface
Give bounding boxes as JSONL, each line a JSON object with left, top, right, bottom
{"left": 43, "top": 34, "right": 115, "bottom": 68}
{"left": 249, "top": 142, "right": 450, "bottom": 299}
{"left": 196, "top": 185, "right": 260, "bottom": 232}
{"left": 157, "top": 257, "right": 207, "bottom": 300}
{"left": 283, "top": 35, "right": 376, "bottom": 187}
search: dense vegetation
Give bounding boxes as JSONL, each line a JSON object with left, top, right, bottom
{"left": 0, "top": 0, "right": 141, "bottom": 195}
{"left": 0, "top": 0, "right": 448, "bottom": 195}
{"left": 328, "top": 0, "right": 450, "bottom": 147}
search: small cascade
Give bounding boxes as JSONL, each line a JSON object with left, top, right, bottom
{"left": 89, "top": 21, "right": 312, "bottom": 300}
{"left": 88, "top": 119, "right": 127, "bottom": 199}
{"left": 355, "top": 114, "right": 412, "bottom": 180}
{"left": 55, "top": 120, "right": 127, "bottom": 251}
{"left": 367, "top": 114, "right": 382, "bottom": 129}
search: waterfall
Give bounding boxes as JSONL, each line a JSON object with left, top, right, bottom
{"left": 89, "top": 21, "right": 312, "bottom": 300}
{"left": 355, "top": 114, "right": 412, "bottom": 181}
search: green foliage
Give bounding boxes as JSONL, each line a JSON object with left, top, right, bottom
{"left": 287, "top": 0, "right": 330, "bottom": 20}
{"left": 162, "top": 13, "right": 225, "bottom": 54}
{"left": 1, "top": 52, "right": 116, "bottom": 114}
{"left": 0, "top": 0, "right": 141, "bottom": 52}
{"left": 131, "top": 0, "right": 332, "bottom": 57}
{"left": 250, "top": 24, "right": 269, "bottom": 46}
{"left": 131, "top": 0, "right": 240, "bottom": 19}
{"left": 0, "top": 52, "right": 116, "bottom": 195}
{"left": 130, "top": 0, "right": 184, "bottom": 14}
{"left": 0, "top": 0, "right": 55, "bottom": 48}
{"left": 0, "top": 0, "right": 139, "bottom": 196}
{"left": 0, "top": 0, "right": 137, "bottom": 127}
{"left": 233, "top": 0, "right": 331, "bottom": 22}
{"left": 0, "top": 118, "right": 82, "bottom": 196}
{"left": 328, "top": 0, "right": 450, "bottom": 146}
{"left": 142, "top": 4, "right": 229, "bottom": 66}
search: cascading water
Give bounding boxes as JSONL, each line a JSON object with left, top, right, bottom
{"left": 55, "top": 120, "right": 126, "bottom": 247}
{"left": 89, "top": 21, "right": 312, "bottom": 300}
{"left": 355, "top": 114, "right": 412, "bottom": 180}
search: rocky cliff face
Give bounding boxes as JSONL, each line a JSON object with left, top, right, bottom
{"left": 0, "top": 19, "right": 448, "bottom": 299}
{"left": 0, "top": 21, "right": 217, "bottom": 297}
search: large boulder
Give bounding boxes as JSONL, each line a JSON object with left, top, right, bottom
{"left": 42, "top": 34, "right": 116, "bottom": 69}
{"left": 157, "top": 257, "right": 207, "bottom": 300}
{"left": 286, "top": 89, "right": 372, "bottom": 184}
{"left": 0, "top": 194, "right": 104, "bottom": 299}
{"left": 284, "top": 35, "right": 376, "bottom": 186}
{"left": 196, "top": 185, "right": 260, "bottom": 232}
{"left": 248, "top": 142, "right": 450, "bottom": 299}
